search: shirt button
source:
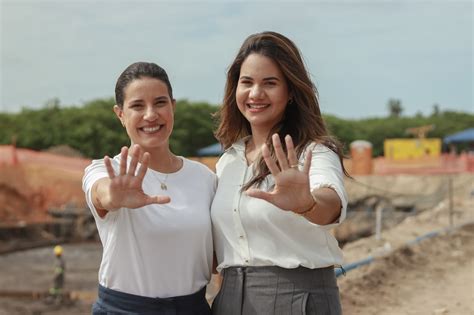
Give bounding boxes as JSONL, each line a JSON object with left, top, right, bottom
{"left": 233, "top": 208, "right": 237, "bottom": 212}
{"left": 239, "top": 235, "right": 244, "bottom": 239}
{"left": 245, "top": 259, "right": 249, "bottom": 263}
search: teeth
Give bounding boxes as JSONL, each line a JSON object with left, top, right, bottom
{"left": 142, "top": 126, "right": 161, "bottom": 133}
{"left": 248, "top": 104, "right": 268, "bottom": 109}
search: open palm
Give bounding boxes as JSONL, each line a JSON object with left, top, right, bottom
{"left": 246, "top": 134, "right": 314, "bottom": 213}
{"left": 103, "top": 145, "right": 170, "bottom": 210}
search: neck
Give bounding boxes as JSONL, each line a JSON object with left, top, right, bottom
{"left": 245, "top": 127, "right": 270, "bottom": 165}
{"left": 250, "top": 127, "right": 271, "bottom": 150}
{"left": 132, "top": 144, "right": 180, "bottom": 173}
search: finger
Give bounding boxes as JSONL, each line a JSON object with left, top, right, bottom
{"left": 136, "top": 152, "right": 150, "bottom": 181}
{"left": 104, "top": 156, "right": 116, "bottom": 179}
{"left": 246, "top": 188, "right": 274, "bottom": 204}
{"left": 303, "top": 150, "right": 312, "bottom": 174}
{"left": 272, "top": 134, "right": 289, "bottom": 170}
{"left": 262, "top": 144, "right": 280, "bottom": 175}
{"left": 285, "top": 135, "right": 299, "bottom": 170}
{"left": 128, "top": 144, "right": 140, "bottom": 176}
{"left": 146, "top": 195, "right": 171, "bottom": 205}
{"left": 119, "top": 146, "right": 128, "bottom": 176}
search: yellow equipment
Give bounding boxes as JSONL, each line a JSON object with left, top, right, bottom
{"left": 405, "top": 124, "right": 435, "bottom": 139}
{"left": 54, "top": 245, "right": 63, "bottom": 256}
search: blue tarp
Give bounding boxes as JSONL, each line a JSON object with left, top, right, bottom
{"left": 196, "top": 143, "right": 223, "bottom": 156}
{"left": 443, "top": 128, "right": 474, "bottom": 144}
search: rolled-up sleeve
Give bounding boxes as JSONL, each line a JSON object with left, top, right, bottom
{"left": 306, "top": 144, "right": 348, "bottom": 226}
{"left": 82, "top": 158, "right": 111, "bottom": 220}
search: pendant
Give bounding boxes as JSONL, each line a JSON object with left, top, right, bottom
{"left": 161, "top": 183, "right": 167, "bottom": 190}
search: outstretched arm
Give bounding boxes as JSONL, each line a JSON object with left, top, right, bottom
{"left": 91, "top": 145, "right": 170, "bottom": 218}
{"left": 246, "top": 134, "right": 341, "bottom": 225}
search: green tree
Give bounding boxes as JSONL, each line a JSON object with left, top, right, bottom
{"left": 171, "top": 100, "right": 218, "bottom": 156}
{"left": 387, "top": 98, "right": 403, "bottom": 118}
{"left": 1, "top": 98, "right": 473, "bottom": 159}
{"left": 431, "top": 103, "right": 440, "bottom": 117}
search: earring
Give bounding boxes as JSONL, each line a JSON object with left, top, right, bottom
{"left": 288, "top": 98, "right": 293, "bottom": 104}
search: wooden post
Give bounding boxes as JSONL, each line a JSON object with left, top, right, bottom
{"left": 375, "top": 203, "right": 383, "bottom": 241}
{"left": 449, "top": 175, "right": 453, "bottom": 227}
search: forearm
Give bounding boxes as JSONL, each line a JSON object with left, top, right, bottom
{"left": 91, "top": 178, "right": 116, "bottom": 217}
{"left": 298, "top": 187, "right": 342, "bottom": 225}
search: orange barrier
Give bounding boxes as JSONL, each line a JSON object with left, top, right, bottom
{"left": 370, "top": 153, "right": 474, "bottom": 175}
{"left": 1, "top": 145, "right": 472, "bottom": 223}
{"left": 0, "top": 145, "right": 91, "bottom": 223}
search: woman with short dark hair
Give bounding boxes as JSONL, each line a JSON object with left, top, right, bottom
{"left": 83, "top": 62, "right": 216, "bottom": 314}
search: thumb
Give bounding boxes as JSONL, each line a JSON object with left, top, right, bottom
{"left": 146, "top": 195, "right": 171, "bottom": 205}
{"left": 246, "top": 189, "right": 273, "bottom": 203}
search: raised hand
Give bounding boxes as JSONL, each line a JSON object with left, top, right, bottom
{"left": 100, "top": 144, "right": 170, "bottom": 211}
{"left": 246, "top": 134, "right": 314, "bottom": 213}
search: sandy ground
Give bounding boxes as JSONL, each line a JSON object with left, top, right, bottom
{"left": 339, "top": 173, "right": 474, "bottom": 315}
{"left": 339, "top": 223, "right": 474, "bottom": 315}
{"left": 0, "top": 173, "right": 472, "bottom": 314}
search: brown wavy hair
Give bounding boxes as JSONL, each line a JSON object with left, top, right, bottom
{"left": 215, "top": 31, "right": 348, "bottom": 189}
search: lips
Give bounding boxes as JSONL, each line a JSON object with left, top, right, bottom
{"left": 247, "top": 103, "right": 270, "bottom": 112}
{"left": 139, "top": 125, "right": 163, "bottom": 134}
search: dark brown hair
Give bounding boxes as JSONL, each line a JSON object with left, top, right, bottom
{"left": 115, "top": 62, "right": 173, "bottom": 108}
{"left": 215, "top": 31, "right": 348, "bottom": 189}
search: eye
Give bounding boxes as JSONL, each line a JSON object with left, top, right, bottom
{"left": 130, "top": 103, "right": 143, "bottom": 109}
{"left": 265, "top": 81, "right": 277, "bottom": 86}
{"left": 239, "top": 79, "right": 252, "bottom": 85}
{"left": 155, "top": 99, "right": 168, "bottom": 107}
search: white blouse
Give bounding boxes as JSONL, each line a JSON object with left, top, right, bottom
{"left": 83, "top": 156, "right": 216, "bottom": 298}
{"left": 211, "top": 139, "right": 348, "bottom": 272}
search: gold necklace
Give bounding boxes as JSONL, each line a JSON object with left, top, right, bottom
{"left": 155, "top": 172, "right": 169, "bottom": 190}
{"left": 152, "top": 154, "right": 175, "bottom": 190}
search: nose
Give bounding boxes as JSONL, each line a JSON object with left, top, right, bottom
{"left": 144, "top": 105, "right": 158, "bottom": 121}
{"left": 249, "top": 84, "right": 264, "bottom": 99}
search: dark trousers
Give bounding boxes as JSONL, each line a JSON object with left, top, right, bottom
{"left": 212, "top": 266, "right": 342, "bottom": 315}
{"left": 93, "top": 285, "right": 211, "bottom": 315}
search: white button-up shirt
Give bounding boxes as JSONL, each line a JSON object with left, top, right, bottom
{"left": 211, "top": 139, "right": 348, "bottom": 272}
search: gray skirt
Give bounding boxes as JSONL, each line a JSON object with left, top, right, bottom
{"left": 211, "top": 266, "right": 341, "bottom": 315}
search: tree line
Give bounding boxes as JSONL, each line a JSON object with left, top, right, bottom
{"left": 0, "top": 98, "right": 472, "bottom": 158}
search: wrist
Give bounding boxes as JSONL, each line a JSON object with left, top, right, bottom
{"left": 295, "top": 193, "right": 317, "bottom": 215}
{"left": 94, "top": 182, "right": 116, "bottom": 211}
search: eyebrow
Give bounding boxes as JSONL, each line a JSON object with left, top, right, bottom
{"left": 128, "top": 96, "right": 169, "bottom": 104}
{"left": 239, "top": 76, "right": 281, "bottom": 81}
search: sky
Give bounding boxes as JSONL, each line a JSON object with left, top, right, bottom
{"left": 1, "top": 0, "right": 472, "bottom": 119}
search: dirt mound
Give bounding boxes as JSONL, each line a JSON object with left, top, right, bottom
{"left": 44, "top": 145, "right": 84, "bottom": 158}
{"left": 340, "top": 223, "right": 474, "bottom": 314}
{"left": 0, "top": 145, "right": 91, "bottom": 224}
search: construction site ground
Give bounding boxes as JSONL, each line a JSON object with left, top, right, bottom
{"left": 0, "top": 173, "right": 472, "bottom": 314}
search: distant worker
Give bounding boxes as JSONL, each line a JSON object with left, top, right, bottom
{"left": 49, "top": 245, "right": 65, "bottom": 302}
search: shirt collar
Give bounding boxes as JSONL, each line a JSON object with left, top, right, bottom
{"left": 228, "top": 136, "right": 251, "bottom": 155}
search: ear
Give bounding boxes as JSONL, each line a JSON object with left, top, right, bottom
{"left": 113, "top": 105, "right": 125, "bottom": 126}
{"left": 288, "top": 92, "right": 294, "bottom": 104}
{"left": 172, "top": 99, "right": 176, "bottom": 111}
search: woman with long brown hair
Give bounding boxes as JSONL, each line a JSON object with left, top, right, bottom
{"left": 211, "top": 32, "right": 348, "bottom": 314}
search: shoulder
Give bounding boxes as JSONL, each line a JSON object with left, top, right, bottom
{"left": 304, "top": 142, "right": 339, "bottom": 160}
{"left": 216, "top": 139, "right": 246, "bottom": 173}
{"left": 83, "top": 158, "right": 106, "bottom": 180}
{"left": 182, "top": 158, "right": 216, "bottom": 178}
{"left": 82, "top": 154, "right": 120, "bottom": 190}
{"left": 85, "top": 154, "right": 120, "bottom": 172}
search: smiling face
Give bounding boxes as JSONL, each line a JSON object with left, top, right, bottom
{"left": 114, "top": 77, "right": 175, "bottom": 151}
{"left": 236, "top": 53, "right": 290, "bottom": 135}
